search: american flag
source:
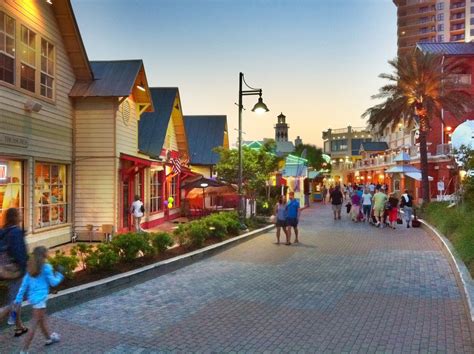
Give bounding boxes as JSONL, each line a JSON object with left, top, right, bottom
{"left": 170, "top": 158, "right": 182, "bottom": 174}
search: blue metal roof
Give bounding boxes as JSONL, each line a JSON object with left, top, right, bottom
{"left": 70, "top": 60, "right": 143, "bottom": 97}
{"left": 417, "top": 42, "right": 474, "bottom": 56}
{"left": 184, "top": 116, "right": 227, "bottom": 165}
{"left": 139, "top": 88, "right": 178, "bottom": 158}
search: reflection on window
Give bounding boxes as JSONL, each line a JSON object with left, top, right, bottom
{"left": 0, "top": 11, "right": 15, "bottom": 84}
{"left": 20, "top": 25, "right": 35, "bottom": 92}
{"left": 150, "top": 170, "right": 164, "bottom": 213}
{"left": 0, "top": 160, "right": 23, "bottom": 228}
{"left": 40, "top": 39, "right": 54, "bottom": 98}
{"left": 35, "top": 163, "right": 67, "bottom": 228}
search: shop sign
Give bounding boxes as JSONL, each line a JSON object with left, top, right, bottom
{"left": 0, "top": 133, "right": 28, "bottom": 148}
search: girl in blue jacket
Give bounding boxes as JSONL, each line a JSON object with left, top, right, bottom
{"left": 14, "top": 246, "right": 64, "bottom": 353}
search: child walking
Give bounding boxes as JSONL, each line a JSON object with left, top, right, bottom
{"left": 14, "top": 246, "right": 64, "bottom": 353}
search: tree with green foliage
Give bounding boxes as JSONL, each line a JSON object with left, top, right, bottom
{"left": 214, "top": 146, "right": 279, "bottom": 199}
{"left": 293, "top": 144, "right": 327, "bottom": 170}
{"left": 363, "top": 51, "right": 472, "bottom": 202}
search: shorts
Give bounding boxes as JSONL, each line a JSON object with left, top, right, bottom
{"left": 373, "top": 205, "right": 384, "bottom": 217}
{"left": 32, "top": 300, "right": 47, "bottom": 309}
{"left": 276, "top": 219, "right": 287, "bottom": 228}
{"left": 332, "top": 204, "right": 342, "bottom": 212}
{"left": 286, "top": 217, "right": 298, "bottom": 228}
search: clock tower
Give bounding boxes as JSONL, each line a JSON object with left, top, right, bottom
{"left": 275, "top": 113, "right": 289, "bottom": 142}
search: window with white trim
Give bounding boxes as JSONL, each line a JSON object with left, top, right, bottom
{"left": 168, "top": 175, "right": 178, "bottom": 208}
{"left": 34, "top": 163, "right": 68, "bottom": 228}
{"left": 0, "top": 11, "right": 15, "bottom": 84}
{"left": 40, "top": 38, "right": 54, "bottom": 98}
{"left": 150, "top": 170, "right": 164, "bottom": 213}
{"left": 20, "top": 25, "right": 36, "bottom": 92}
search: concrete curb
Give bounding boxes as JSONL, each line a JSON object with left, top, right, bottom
{"left": 418, "top": 218, "right": 474, "bottom": 322}
{"left": 19, "top": 224, "right": 275, "bottom": 316}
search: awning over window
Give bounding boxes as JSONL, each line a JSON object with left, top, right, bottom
{"left": 404, "top": 172, "right": 433, "bottom": 181}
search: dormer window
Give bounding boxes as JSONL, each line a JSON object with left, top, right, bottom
{"left": 0, "top": 11, "right": 15, "bottom": 84}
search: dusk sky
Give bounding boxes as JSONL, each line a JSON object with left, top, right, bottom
{"left": 71, "top": 0, "right": 397, "bottom": 147}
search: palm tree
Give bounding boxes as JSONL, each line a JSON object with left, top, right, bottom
{"left": 362, "top": 49, "right": 472, "bottom": 203}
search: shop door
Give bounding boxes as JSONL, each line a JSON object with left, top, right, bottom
{"left": 122, "top": 180, "right": 130, "bottom": 230}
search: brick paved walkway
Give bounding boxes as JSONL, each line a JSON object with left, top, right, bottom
{"left": 1, "top": 204, "right": 473, "bottom": 353}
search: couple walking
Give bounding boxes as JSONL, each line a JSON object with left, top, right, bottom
{"left": 274, "top": 192, "right": 300, "bottom": 245}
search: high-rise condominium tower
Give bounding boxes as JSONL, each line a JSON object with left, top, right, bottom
{"left": 394, "top": 0, "right": 474, "bottom": 55}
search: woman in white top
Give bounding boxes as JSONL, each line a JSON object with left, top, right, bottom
{"left": 130, "top": 195, "right": 144, "bottom": 232}
{"left": 361, "top": 188, "right": 373, "bottom": 222}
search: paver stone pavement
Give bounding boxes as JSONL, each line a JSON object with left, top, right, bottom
{"left": 0, "top": 203, "right": 473, "bottom": 353}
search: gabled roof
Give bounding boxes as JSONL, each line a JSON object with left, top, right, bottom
{"left": 417, "top": 42, "right": 474, "bottom": 56}
{"left": 360, "top": 142, "right": 388, "bottom": 152}
{"left": 70, "top": 60, "right": 146, "bottom": 97}
{"left": 52, "top": 0, "right": 93, "bottom": 81}
{"left": 184, "top": 115, "right": 228, "bottom": 165}
{"left": 139, "top": 88, "right": 180, "bottom": 158}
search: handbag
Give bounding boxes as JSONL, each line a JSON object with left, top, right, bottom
{"left": 0, "top": 228, "right": 22, "bottom": 281}
{"left": 269, "top": 215, "right": 276, "bottom": 224}
{"left": 397, "top": 217, "right": 403, "bottom": 225}
{"left": 0, "top": 252, "right": 21, "bottom": 281}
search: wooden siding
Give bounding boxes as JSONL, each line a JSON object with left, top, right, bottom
{"left": 0, "top": 0, "right": 77, "bottom": 247}
{"left": 74, "top": 98, "right": 116, "bottom": 230}
{"left": 0, "top": 0, "right": 76, "bottom": 160}
{"left": 190, "top": 165, "right": 212, "bottom": 178}
{"left": 116, "top": 97, "right": 141, "bottom": 158}
{"left": 164, "top": 112, "right": 179, "bottom": 152}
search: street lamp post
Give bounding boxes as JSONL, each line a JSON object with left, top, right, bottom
{"left": 237, "top": 72, "right": 269, "bottom": 220}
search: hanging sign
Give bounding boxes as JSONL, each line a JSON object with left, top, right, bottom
{"left": 0, "top": 133, "right": 28, "bottom": 148}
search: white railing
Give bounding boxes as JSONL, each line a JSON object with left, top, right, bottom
{"left": 436, "top": 144, "right": 452, "bottom": 156}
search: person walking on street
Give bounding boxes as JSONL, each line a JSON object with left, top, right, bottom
{"left": 372, "top": 187, "right": 388, "bottom": 228}
{"left": 400, "top": 190, "right": 414, "bottom": 228}
{"left": 350, "top": 189, "right": 361, "bottom": 222}
{"left": 330, "top": 186, "right": 344, "bottom": 220}
{"left": 274, "top": 195, "right": 288, "bottom": 245}
{"left": 286, "top": 192, "right": 300, "bottom": 244}
{"left": 388, "top": 193, "right": 399, "bottom": 229}
{"left": 14, "top": 246, "right": 64, "bottom": 353}
{"left": 361, "top": 188, "right": 372, "bottom": 222}
{"left": 321, "top": 185, "right": 328, "bottom": 204}
{"left": 130, "top": 195, "right": 144, "bottom": 232}
{"left": 0, "top": 208, "right": 28, "bottom": 337}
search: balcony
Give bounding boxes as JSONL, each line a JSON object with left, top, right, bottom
{"left": 451, "top": 13, "right": 465, "bottom": 21}
{"left": 451, "top": 24, "right": 465, "bottom": 31}
{"left": 436, "top": 144, "right": 452, "bottom": 156}
{"left": 450, "top": 2, "right": 465, "bottom": 9}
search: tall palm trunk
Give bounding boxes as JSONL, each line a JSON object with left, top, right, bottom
{"left": 419, "top": 115, "right": 430, "bottom": 203}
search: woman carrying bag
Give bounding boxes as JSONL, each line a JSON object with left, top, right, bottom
{"left": 0, "top": 208, "right": 29, "bottom": 337}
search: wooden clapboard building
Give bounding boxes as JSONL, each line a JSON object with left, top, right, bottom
{"left": 0, "top": 0, "right": 92, "bottom": 248}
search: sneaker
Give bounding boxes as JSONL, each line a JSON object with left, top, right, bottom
{"left": 45, "top": 332, "right": 60, "bottom": 346}
{"left": 7, "top": 314, "right": 15, "bottom": 326}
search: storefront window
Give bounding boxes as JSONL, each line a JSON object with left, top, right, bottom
{"left": 0, "top": 160, "right": 23, "bottom": 228}
{"left": 150, "top": 170, "right": 164, "bottom": 213}
{"left": 34, "top": 163, "right": 67, "bottom": 228}
{"left": 168, "top": 175, "right": 178, "bottom": 208}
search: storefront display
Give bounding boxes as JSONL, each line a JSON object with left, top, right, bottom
{"left": 0, "top": 159, "right": 23, "bottom": 228}
{"left": 150, "top": 169, "right": 164, "bottom": 213}
{"left": 34, "top": 163, "right": 68, "bottom": 228}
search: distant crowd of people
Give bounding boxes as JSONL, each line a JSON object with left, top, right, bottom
{"left": 322, "top": 183, "right": 415, "bottom": 229}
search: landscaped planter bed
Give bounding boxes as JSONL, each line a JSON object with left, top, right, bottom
{"left": 0, "top": 213, "right": 269, "bottom": 307}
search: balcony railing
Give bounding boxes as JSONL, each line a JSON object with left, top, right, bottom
{"left": 436, "top": 144, "right": 452, "bottom": 156}
{"left": 451, "top": 13, "right": 465, "bottom": 20}
{"left": 450, "top": 2, "right": 465, "bottom": 9}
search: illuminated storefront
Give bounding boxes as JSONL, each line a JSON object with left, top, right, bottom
{"left": 0, "top": 159, "right": 23, "bottom": 228}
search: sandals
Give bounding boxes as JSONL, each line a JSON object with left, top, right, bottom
{"left": 14, "top": 326, "right": 28, "bottom": 337}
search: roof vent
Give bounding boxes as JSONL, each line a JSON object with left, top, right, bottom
{"left": 122, "top": 100, "right": 130, "bottom": 126}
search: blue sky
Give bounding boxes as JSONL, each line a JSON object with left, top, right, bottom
{"left": 72, "top": 0, "right": 397, "bottom": 147}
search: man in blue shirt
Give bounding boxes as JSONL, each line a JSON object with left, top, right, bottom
{"left": 286, "top": 191, "right": 300, "bottom": 244}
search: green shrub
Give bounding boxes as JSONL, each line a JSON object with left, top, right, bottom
{"left": 48, "top": 250, "right": 79, "bottom": 279}
{"left": 173, "top": 224, "right": 190, "bottom": 247}
{"left": 85, "top": 243, "right": 119, "bottom": 271}
{"left": 219, "top": 212, "right": 241, "bottom": 236}
{"left": 187, "top": 221, "right": 210, "bottom": 247}
{"left": 205, "top": 215, "right": 228, "bottom": 240}
{"left": 111, "top": 232, "right": 154, "bottom": 262}
{"left": 70, "top": 243, "right": 93, "bottom": 270}
{"left": 150, "top": 232, "right": 174, "bottom": 253}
